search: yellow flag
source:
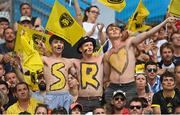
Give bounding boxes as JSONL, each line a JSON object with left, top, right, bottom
{"left": 135, "top": 63, "right": 145, "bottom": 73}
{"left": 98, "top": 0, "right": 126, "bottom": 12}
{"left": 20, "top": 31, "right": 43, "bottom": 72}
{"left": 93, "top": 39, "right": 109, "bottom": 56}
{"left": 14, "top": 24, "right": 46, "bottom": 72}
{"left": 46, "top": 0, "right": 85, "bottom": 46}
{"left": 15, "top": 24, "right": 51, "bottom": 54}
{"left": 127, "top": 0, "right": 150, "bottom": 32}
{"left": 168, "top": 0, "right": 180, "bottom": 17}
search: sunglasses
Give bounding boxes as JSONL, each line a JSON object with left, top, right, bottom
{"left": 129, "top": 105, "right": 142, "bottom": 110}
{"left": 114, "top": 97, "right": 125, "bottom": 101}
{"left": 89, "top": 11, "right": 100, "bottom": 15}
{"left": 147, "top": 68, "right": 157, "bottom": 73}
{"left": 95, "top": 112, "right": 105, "bottom": 114}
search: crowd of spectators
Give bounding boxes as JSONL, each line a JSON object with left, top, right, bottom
{"left": 0, "top": 0, "right": 180, "bottom": 114}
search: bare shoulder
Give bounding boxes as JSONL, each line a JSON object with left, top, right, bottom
{"left": 68, "top": 58, "right": 80, "bottom": 63}
{"left": 125, "top": 36, "right": 136, "bottom": 47}
{"left": 103, "top": 50, "right": 111, "bottom": 62}
{"left": 95, "top": 54, "right": 104, "bottom": 59}
{"left": 127, "top": 36, "right": 135, "bottom": 43}
{"left": 42, "top": 56, "right": 48, "bottom": 61}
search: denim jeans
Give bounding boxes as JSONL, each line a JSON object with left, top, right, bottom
{"left": 104, "top": 82, "right": 137, "bottom": 104}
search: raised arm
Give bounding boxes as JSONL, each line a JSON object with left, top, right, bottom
{"left": 34, "top": 17, "right": 42, "bottom": 27}
{"left": 132, "top": 17, "right": 176, "bottom": 45}
{"left": 74, "top": 0, "right": 83, "bottom": 26}
{"left": 98, "top": 23, "right": 107, "bottom": 45}
{"left": 103, "top": 54, "right": 110, "bottom": 88}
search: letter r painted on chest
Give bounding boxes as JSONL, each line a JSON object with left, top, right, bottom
{"left": 80, "top": 62, "right": 100, "bottom": 89}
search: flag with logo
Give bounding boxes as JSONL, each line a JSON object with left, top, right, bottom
{"left": 46, "top": 0, "right": 85, "bottom": 46}
{"left": 127, "top": 0, "right": 150, "bottom": 32}
{"left": 15, "top": 24, "right": 51, "bottom": 54}
{"left": 98, "top": 0, "right": 126, "bottom": 12}
{"left": 168, "top": 0, "right": 180, "bottom": 17}
{"left": 14, "top": 24, "right": 49, "bottom": 72}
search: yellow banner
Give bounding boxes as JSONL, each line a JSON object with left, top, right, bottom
{"left": 15, "top": 24, "right": 51, "bottom": 54}
{"left": 168, "top": 0, "right": 180, "bottom": 17}
{"left": 127, "top": 0, "right": 150, "bottom": 32}
{"left": 46, "top": 0, "right": 85, "bottom": 46}
{"left": 98, "top": 0, "right": 126, "bottom": 12}
{"left": 14, "top": 24, "right": 50, "bottom": 72}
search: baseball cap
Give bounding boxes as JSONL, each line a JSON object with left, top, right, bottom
{"left": 0, "top": 11, "right": 10, "bottom": 23}
{"left": 113, "top": 90, "right": 126, "bottom": 99}
{"left": 20, "top": 16, "right": 31, "bottom": 23}
{"left": 70, "top": 102, "right": 83, "bottom": 111}
{"left": 0, "top": 17, "right": 9, "bottom": 23}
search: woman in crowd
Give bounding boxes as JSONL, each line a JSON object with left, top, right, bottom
{"left": 68, "top": 74, "right": 79, "bottom": 103}
{"left": 74, "top": 0, "right": 106, "bottom": 51}
{"left": 135, "top": 73, "right": 153, "bottom": 114}
{"left": 34, "top": 104, "right": 49, "bottom": 115}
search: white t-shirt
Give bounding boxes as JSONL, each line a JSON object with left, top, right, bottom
{"left": 83, "top": 22, "right": 106, "bottom": 41}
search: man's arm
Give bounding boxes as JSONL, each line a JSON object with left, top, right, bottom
{"left": 132, "top": 17, "right": 176, "bottom": 45}
{"left": 68, "top": 59, "right": 79, "bottom": 78}
{"left": 103, "top": 54, "right": 110, "bottom": 88}
{"left": 74, "top": 0, "right": 83, "bottom": 26}
{"left": 98, "top": 24, "right": 107, "bottom": 45}
{"left": 34, "top": 17, "right": 42, "bottom": 27}
{"left": 153, "top": 106, "right": 161, "bottom": 114}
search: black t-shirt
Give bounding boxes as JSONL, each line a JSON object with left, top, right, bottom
{"left": 152, "top": 90, "right": 180, "bottom": 114}
{"left": 174, "top": 56, "right": 180, "bottom": 64}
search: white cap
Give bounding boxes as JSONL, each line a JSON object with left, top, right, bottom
{"left": 113, "top": 90, "right": 126, "bottom": 99}
{"left": 0, "top": 11, "right": 10, "bottom": 23}
{"left": 20, "top": 16, "right": 31, "bottom": 23}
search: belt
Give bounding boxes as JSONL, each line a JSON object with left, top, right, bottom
{"left": 78, "top": 96, "right": 102, "bottom": 100}
{"left": 109, "top": 81, "right": 135, "bottom": 87}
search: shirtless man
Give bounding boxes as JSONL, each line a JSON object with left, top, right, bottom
{"left": 72, "top": 36, "right": 104, "bottom": 113}
{"left": 42, "top": 35, "right": 75, "bottom": 111}
{"left": 103, "top": 17, "right": 176, "bottom": 103}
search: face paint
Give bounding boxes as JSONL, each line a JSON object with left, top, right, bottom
{"left": 84, "top": 49, "right": 88, "bottom": 53}
{"left": 54, "top": 44, "right": 59, "bottom": 48}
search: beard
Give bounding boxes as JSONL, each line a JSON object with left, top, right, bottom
{"left": 38, "top": 82, "right": 46, "bottom": 91}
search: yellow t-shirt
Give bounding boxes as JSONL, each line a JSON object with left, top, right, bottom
{"left": 6, "top": 98, "right": 40, "bottom": 114}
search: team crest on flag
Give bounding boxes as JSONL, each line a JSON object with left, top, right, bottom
{"left": 168, "top": 0, "right": 180, "bottom": 17}
{"left": 98, "top": 0, "right": 126, "bottom": 12}
{"left": 46, "top": 0, "right": 85, "bottom": 46}
{"left": 107, "top": 0, "right": 124, "bottom": 4}
{"left": 127, "top": 0, "right": 150, "bottom": 32}
{"left": 59, "top": 13, "right": 74, "bottom": 28}
{"left": 32, "top": 33, "right": 46, "bottom": 51}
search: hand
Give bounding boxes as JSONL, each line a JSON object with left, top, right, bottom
{"left": 166, "top": 17, "right": 176, "bottom": 23}
{"left": 69, "top": 66, "right": 77, "bottom": 77}
{"left": 97, "top": 23, "right": 104, "bottom": 32}
{"left": 157, "top": 68, "right": 166, "bottom": 75}
{"left": 38, "top": 40, "right": 46, "bottom": 51}
{"left": 121, "top": 30, "right": 129, "bottom": 41}
{"left": 20, "top": 30, "right": 25, "bottom": 36}
{"left": 10, "top": 58, "right": 19, "bottom": 68}
{"left": 3, "top": 54, "right": 11, "bottom": 63}
{"left": 91, "top": 23, "right": 98, "bottom": 33}
{"left": 140, "top": 53, "right": 150, "bottom": 62}
{"left": 151, "top": 45, "right": 158, "bottom": 55}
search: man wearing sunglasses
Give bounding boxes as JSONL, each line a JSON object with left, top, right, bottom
{"left": 128, "top": 97, "right": 143, "bottom": 114}
{"left": 145, "top": 61, "right": 162, "bottom": 93}
{"left": 106, "top": 90, "right": 129, "bottom": 114}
